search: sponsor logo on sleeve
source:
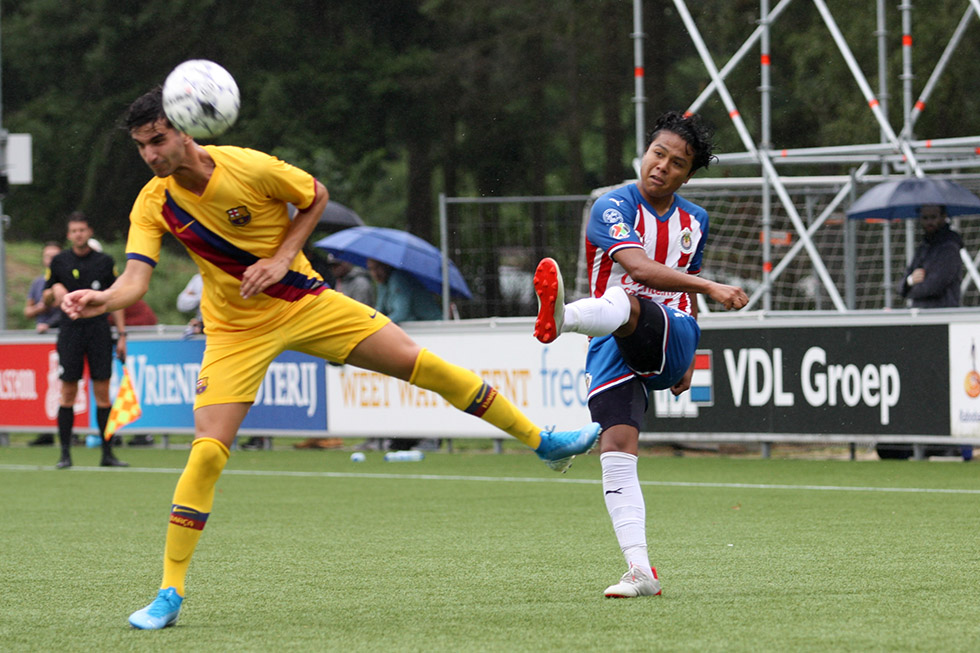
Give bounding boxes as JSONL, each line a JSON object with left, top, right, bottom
{"left": 609, "top": 223, "right": 631, "bottom": 240}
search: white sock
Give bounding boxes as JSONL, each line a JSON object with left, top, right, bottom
{"left": 601, "top": 451, "right": 650, "bottom": 571}
{"left": 562, "top": 286, "right": 630, "bottom": 337}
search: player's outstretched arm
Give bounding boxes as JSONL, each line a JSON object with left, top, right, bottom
{"left": 62, "top": 259, "right": 154, "bottom": 320}
{"left": 615, "top": 249, "right": 747, "bottom": 310}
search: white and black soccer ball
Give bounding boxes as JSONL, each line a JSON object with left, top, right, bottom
{"left": 162, "top": 59, "right": 240, "bottom": 139}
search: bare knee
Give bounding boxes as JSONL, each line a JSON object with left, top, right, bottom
{"left": 92, "top": 379, "right": 111, "bottom": 408}
{"left": 193, "top": 403, "right": 251, "bottom": 449}
{"left": 60, "top": 381, "right": 79, "bottom": 407}
{"left": 599, "top": 424, "right": 640, "bottom": 455}
{"left": 347, "top": 323, "right": 421, "bottom": 380}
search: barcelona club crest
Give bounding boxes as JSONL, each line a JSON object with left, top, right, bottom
{"left": 678, "top": 227, "right": 695, "bottom": 254}
{"left": 196, "top": 377, "right": 209, "bottom": 395}
{"left": 226, "top": 206, "right": 251, "bottom": 226}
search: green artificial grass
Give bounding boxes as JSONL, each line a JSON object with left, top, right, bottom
{"left": 2, "top": 446, "right": 979, "bottom": 652}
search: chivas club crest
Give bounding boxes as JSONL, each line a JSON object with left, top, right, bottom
{"left": 226, "top": 206, "right": 251, "bottom": 226}
{"left": 678, "top": 227, "right": 695, "bottom": 254}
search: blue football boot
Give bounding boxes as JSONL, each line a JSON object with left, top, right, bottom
{"left": 535, "top": 422, "right": 601, "bottom": 472}
{"left": 128, "top": 587, "right": 183, "bottom": 630}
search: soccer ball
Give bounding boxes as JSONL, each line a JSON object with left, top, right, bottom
{"left": 162, "top": 59, "right": 240, "bottom": 139}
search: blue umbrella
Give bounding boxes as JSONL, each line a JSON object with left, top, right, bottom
{"left": 314, "top": 226, "right": 472, "bottom": 299}
{"left": 847, "top": 177, "right": 980, "bottom": 220}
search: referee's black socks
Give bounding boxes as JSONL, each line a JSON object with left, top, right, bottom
{"left": 96, "top": 406, "right": 112, "bottom": 457}
{"left": 57, "top": 406, "right": 74, "bottom": 457}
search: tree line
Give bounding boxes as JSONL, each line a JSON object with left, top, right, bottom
{"left": 3, "top": 0, "right": 978, "bottom": 246}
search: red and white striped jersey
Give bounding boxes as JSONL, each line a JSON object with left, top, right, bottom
{"left": 584, "top": 182, "right": 708, "bottom": 315}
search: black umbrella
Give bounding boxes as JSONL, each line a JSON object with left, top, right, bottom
{"left": 846, "top": 177, "right": 980, "bottom": 220}
{"left": 288, "top": 201, "right": 365, "bottom": 232}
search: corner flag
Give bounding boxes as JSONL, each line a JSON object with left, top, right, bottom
{"left": 105, "top": 368, "right": 143, "bottom": 440}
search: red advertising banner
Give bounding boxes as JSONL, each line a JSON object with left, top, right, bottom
{"left": 0, "top": 342, "right": 89, "bottom": 429}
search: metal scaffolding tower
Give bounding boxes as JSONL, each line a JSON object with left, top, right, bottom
{"left": 660, "top": 0, "right": 980, "bottom": 311}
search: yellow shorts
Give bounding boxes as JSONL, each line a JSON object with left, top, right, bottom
{"left": 194, "top": 289, "right": 390, "bottom": 409}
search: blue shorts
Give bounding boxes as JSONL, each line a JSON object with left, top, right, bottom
{"left": 585, "top": 300, "right": 700, "bottom": 400}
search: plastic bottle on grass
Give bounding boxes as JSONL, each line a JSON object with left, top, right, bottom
{"left": 384, "top": 450, "right": 424, "bottom": 462}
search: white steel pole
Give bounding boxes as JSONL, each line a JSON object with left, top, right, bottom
{"left": 876, "top": 0, "right": 893, "bottom": 307}
{"left": 900, "top": 1, "right": 914, "bottom": 138}
{"left": 760, "top": 0, "right": 773, "bottom": 311}
{"left": 632, "top": 0, "right": 645, "bottom": 161}
{"left": 717, "top": 134, "right": 980, "bottom": 161}
{"left": 438, "top": 193, "right": 450, "bottom": 320}
{"left": 875, "top": 0, "right": 889, "bottom": 143}
{"left": 900, "top": 1, "right": 917, "bottom": 268}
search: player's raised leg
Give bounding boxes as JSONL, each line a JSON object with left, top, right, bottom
{"left": 533, "top": 258, "right": 632, "bottom": 343}
{"left": 129, "top": 403, "right": 247, "bottom": 629}
{"left": 346, "top": 322, "right": 600, "bottom": 472}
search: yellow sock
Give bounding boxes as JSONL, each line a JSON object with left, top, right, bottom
{"left": 409, "top": 348, "right": 542, "bottom": 448}
{"left": 161, "top": 437, "right": 230, "bottom": 595}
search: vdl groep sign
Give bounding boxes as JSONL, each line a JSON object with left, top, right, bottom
{"left": 644, "top": 323, "right": 948, "bottom": 435}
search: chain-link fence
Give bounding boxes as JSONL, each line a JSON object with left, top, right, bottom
{"left": 441, "top": 177, "right": 980, "bottom": 318}
{"left": 440, "top": 195, "right": 589, "bottom": 319}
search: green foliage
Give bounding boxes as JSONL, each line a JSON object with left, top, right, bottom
{"left": 2, "top": 1, "right": 980, "bottom": 244}
{"left": 3, "top": 240, "right": 42, "bottom": 330}
{"left": 2, "top": 448, "right": 980, "bottom": 651}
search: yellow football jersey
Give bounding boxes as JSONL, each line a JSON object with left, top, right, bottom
{"left": 125, "top": 146, "right": 325, "bottom": 333}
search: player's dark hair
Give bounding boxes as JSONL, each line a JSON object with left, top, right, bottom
{"left": 121, "top": 85, "right": 171, "bottom": 132}
{"left": 648, "top": 111, "right": 717, "bottom": 174}
{"left": 66, "top": 210, "right": 89, "bottom": 227}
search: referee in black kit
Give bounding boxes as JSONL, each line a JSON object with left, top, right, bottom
{"left": 44, "top": 212, "right": 129, "bottom": 468}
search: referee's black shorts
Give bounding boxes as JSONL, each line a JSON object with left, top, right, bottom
{"left": 57, "top": 318, "right": 114, "bottom": 382}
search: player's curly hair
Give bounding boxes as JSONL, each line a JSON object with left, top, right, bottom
{"left": 648, "top": 111, "right": 717, "bottom": 174}
{"left": 120, "top": 85, "right": 171, "bottom": 132}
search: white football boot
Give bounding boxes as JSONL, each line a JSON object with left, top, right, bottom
{"left": 603, "top": 564, "right": 662, "bottom": 598}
